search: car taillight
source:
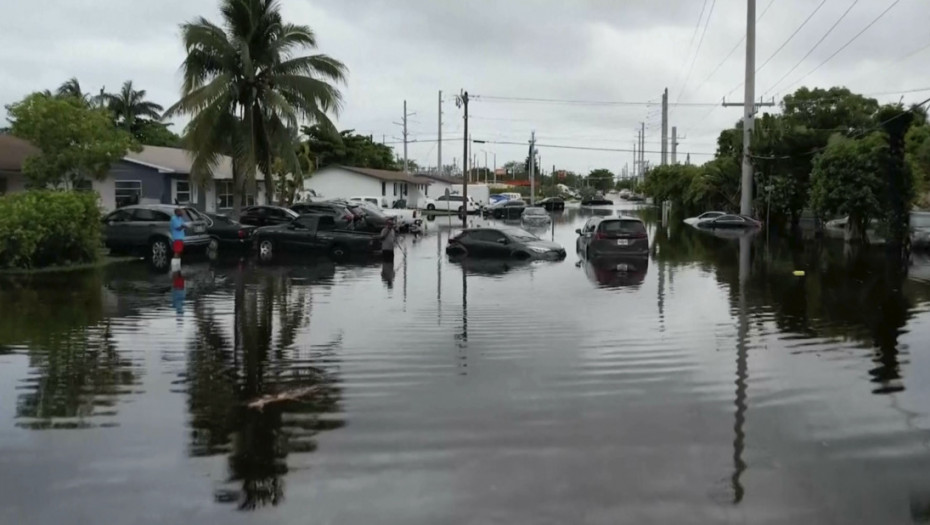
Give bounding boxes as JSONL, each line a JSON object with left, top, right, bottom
{"left": 594, "top": 231, "right": 606, "bottom": 240}
{"left": 238, "top": 229, "right": 247, "bottom": 239}
{"left": 633, "top": 232, "right": 648, "bottom": 239}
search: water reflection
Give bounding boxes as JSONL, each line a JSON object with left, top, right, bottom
{"left": 579, "top": 256, "right": 649, "bottom": 289}
{"left": 186, "top": 265, "right": 343, "bottom": 510}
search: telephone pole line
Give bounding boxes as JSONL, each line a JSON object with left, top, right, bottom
{"left": 640, "top": 122, "right": 645, "bottom": 177}
{"left": 671, "top": 126, "right": 678, "bottom": 165}
{"left": 661, "top": 87, "right": 669, "bottom": 165}
{"left": 437, "top": 91, "right": 442, "bottom": 175}
{"left": 529, "top": 130, "right": 537, "bottom": 205}
{"left": 394, "top": 100, "right": 416, "bottom": 173}
{"left": 721, "top": 0, "right": 773, "bottom": 216}
{"left": 455, "top": 91, "right": 469, "bottom": 228}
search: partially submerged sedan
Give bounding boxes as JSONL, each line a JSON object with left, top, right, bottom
{"left": 683, "top": 211, "right": 726, "bottom": 226}
{"left": 446, "top": 227, "right": 566, "bottom": 260}
{"left": 521, "top": 207, "right": 552, "bottom": 227}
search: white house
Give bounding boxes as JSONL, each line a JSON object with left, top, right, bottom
{"left": 304, "top": 165, "right": 432, "bottom": 208}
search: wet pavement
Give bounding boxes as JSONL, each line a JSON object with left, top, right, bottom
{"left": 3, "top": 203, "right": 930, "bottom": 524}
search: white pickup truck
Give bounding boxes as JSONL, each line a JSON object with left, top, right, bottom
{"left": 420, "top": 194, "right": 480, "bottom": 214}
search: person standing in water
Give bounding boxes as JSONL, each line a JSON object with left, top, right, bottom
{"left": 170, "top": 208, "right": 188, "bottom": 261}
{"left": 380, "top": 217, "right": 396, "bottom": 261}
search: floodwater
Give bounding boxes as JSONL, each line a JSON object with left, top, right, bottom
{"left": 3, "top": 203, "right": 930, "bottom": 524}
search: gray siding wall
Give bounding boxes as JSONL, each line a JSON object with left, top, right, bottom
{"left": 109, "top": 161, "right": 170, "bottom": 204}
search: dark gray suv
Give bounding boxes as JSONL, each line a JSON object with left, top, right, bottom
{"left": 576, "top": 216, "right": 649, "bottom": 258}
{"left": 102, "top": 204, "right": 210, "bottom": 267}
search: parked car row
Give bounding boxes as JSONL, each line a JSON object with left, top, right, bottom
{"left": 101, "top": 203, "right": 384, "bottom": 269}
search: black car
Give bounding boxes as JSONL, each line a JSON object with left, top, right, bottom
{"left": 487, "top": 199, "right": 527, "bottom": 220}
{"left": 697, "top": 214, "right": 762, "bottom": 229}
{"left": 537, "top": 197, "right": 565, "bottom": 212}
{"left": 204, "top": 213, "right": 255, "bottom": 253}
{"left": 580, "top": 198, "right": 614, "bottom": 206}
{"left": 253, "top": 214, "right": 379, "bottom": 261}
{"left": 446, "top": 227, "right": 566, "bottom": 260}
{"left": 291, "top": 201, "right": 358, "bottom": 230}
{"left": 238, "top": 205, "right": 299, "bottom": 228}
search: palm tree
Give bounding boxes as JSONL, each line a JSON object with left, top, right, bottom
{"left": 167, "top": 0, "right": 347, "bottom": 212}
{"left": 56, "top": 77, "right": 87, "bottom": 101}
{"left": 101, "top": 80, "right": 164, "bottom": 134}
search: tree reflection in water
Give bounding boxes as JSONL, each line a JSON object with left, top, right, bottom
{"left": 186, "top": 266, "right": 343, "bottom": 510}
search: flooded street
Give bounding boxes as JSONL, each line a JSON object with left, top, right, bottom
{"left": 3, "top": 203, "right": 930, "bottom": 524}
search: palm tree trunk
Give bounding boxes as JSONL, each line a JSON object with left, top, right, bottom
{"left": 232, "top": 158, "right": 242, "bottom": 217}
{"left": 265, "top": 150, "right": 275, "bottom": 206}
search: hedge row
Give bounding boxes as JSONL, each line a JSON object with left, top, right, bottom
{"left": 0, "top": 190, "right": 101, "bottom": 269}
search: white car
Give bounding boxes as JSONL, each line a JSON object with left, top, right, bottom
{"left": 350, "top": 196, "right": 390, "bottom": 209}
{"left": 521, "top": 206, "right": 551, "bottom": 226}
{"left": 421, "top": 194, "right": 480, "bottom": 213}
{"left": 684, "top": 211, "right": 726, "bottom": 226}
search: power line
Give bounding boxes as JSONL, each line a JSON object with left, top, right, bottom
{"left": 474, "top": 94, "right": 715, "bottom": 107}
{"left": 671, "top": 0, "right": 711, "bottom": 96}
{"left": 675, "top": 0, "right": 717, "bottom": 105}
{"left": 778, "top": 0, "right": 902, "bottom": 95}
{"left": 762, "top": 0, "right": 861, "bottom": 97}
{"left": 757, "top": 0, "right": 827, "bottom": 74}
{"left": 478, "top": 139, "right": 717, "bottom": 156}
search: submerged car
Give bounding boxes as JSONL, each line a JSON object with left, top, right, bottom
{"left": 446, "top": 227, "right": 566, "bottom": 260}
{"left": 487, "top": 199, "right": 527, "bottom": 220}
{"left": 684, "top": 211, "right": 726, "bottom": 226}
{"left": 696, "top": 214, "right": 762, "bottom": 229}
{"left": 576, "top": 216, "right": 649, "bottom": 258}
{"left": 537, "top": 197, "right": 565, "bottom": 211}
{"left": 252, "top": 214, "right": 379, "bottom": 261}
{"left": 204, "top": 213, "right": 255, "bottom": 253}
{"left": 521, "top": 207, "right": 551, "bottom": 227}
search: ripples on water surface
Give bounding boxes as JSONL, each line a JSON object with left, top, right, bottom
{"left": 3, "top": 204, "right": 930, "bottom": 524}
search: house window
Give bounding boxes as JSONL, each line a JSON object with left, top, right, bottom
{"left": 73, "top": 179, "right": 93, "bottom": 192}
{"left": 176, "top": 180, "right": 191, "bottom": 204}
{"left": 393, "top": 183, "right": 398, "bottom": 196}
{"left": 381, "top": 182, "right": 386, "bottom": 196}
{"left": 115, "top": 181, "right": 142, "bottom": 208}
{"left": 404, "top": 184, "right": 408, "bottom": 196}
{"left": 217, "top": 181, "right": 254, "bottom": 209}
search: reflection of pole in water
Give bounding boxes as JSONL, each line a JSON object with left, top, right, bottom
{"left": 731, "top": 234, "right": 750, "bottom": 503}
{"left": 458, "top": 263, "right": 468, "bottom": 374}
{"left": 657, "top": 258, "right": 666, "bottom": 332}
{"left": 437, "top": 230, "right": 442, "bottom": 323}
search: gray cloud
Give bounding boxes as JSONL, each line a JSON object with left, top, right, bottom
{"left": 2, "top": 0, "right": 928, "bottom": 174}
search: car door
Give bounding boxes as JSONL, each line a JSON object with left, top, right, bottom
{"left": 129, "top": 208, "right": 171, "bottom": 246}
{"left": 579, "top": 220, "right": 596, "bottom": 253}
{"left": 471, "top": 230, "right": 507, "bottom": 257}
{"left": 714, "top": 215, "right": 744, "bottom": 229}
{"left": 102, "top": 209, "right": 134, "bottom": 249}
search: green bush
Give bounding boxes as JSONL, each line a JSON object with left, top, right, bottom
{"left": 0, "top": 190, "right": 101, "bottom": 269}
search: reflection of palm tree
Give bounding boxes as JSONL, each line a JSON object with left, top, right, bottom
{"left": 186, "top": 266, "right": 343, "bottom": 510}
{"left": 16, "top": 321, "right": 138, "bottom": 429}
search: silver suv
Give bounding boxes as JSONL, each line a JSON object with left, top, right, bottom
{"left": 102, "top": 204, "right": 210, "bottom": 267}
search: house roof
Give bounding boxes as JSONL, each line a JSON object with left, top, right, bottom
{"left": 329, "top": 165, "right": 431, "bottom": 184}
{"left": 123, "top": 145, "right": 236, "bottom": 178}
{"left": 415, "top": 173, "right": 463, "bottom": 185}
{"left": 0, "top": 134, "right": 40, "bottom": 172}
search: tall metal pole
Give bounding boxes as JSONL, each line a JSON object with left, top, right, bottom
{"left": 640, "top": 122, "right": 645, "bottom": 178}
{"left": 483, "top": 151, "right": 488, "bottom": 183}
{"left": 437, "top": 91, "right": 442, "bottom": 176}
{"left": 529, "top": 131, "right": 536, "bottom": 205}
{"left": 671, "top": 126, "right": 678, "bottom": 164}
{"left": 661, "top": 88, "right": 668, "bottom": 165}
{"left": 493, "top": 153, "right": 497, "bottom": 183}
{"left": 403, "top": 100, "right": 408, "bottom": 173}
{"left": 741, "top": 0, "right": 756, "bottom": 216}
{"left": 458, "top": 91, "right": 469, "bottom": 228}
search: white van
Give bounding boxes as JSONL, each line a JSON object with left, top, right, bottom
{"left": 350, "top": 196, "right": 390, "bottom": 209}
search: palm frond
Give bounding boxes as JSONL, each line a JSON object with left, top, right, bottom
{"left": 274, "top": 74, "right": 343, "bottom": 116}
{"left": 267, "top": 54, "right": 347, "bottom": 83}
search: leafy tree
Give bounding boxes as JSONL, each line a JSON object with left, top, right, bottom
{"left": 100, "top": 80, "right": 164, "bottom": 135}
{"left": 168, "top": 0, "right": 347, "bottom": 213}
{"left": 810, "top": 134, "right": 888, "bottom": 242}
{"left": 56, "top": 77, "right": 89, "bottom": 102}
{"left": 586, "top": 168, "right": 615, "bottom": 191}
{"left": 7, "top": 93, "right": 136, "bottom": 188}
{"left": 878, "top": 104, "right": 921, "bottom": 246}
{"left": 906, "top": 123, "right": 930, "bottom": 201}
{"left": 134, "top": 120, "right": 182, "bottom": 147}
{"left": 301, "top": 126, "right": 396, "bottom": 170}
{"left": 395, "top": 155, "right": 419, "bottom": 173}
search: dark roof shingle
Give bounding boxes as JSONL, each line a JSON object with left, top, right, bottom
{"left": 0, "top": 135, "right": 40, "bottom": 172}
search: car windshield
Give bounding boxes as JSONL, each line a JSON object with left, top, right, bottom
{"left": 699, "top": 212, "right": 724, "bottom": 219}
{"left": 505, "top": 228, "right": 540, "bottom": 242}
{"left": 282, "top": 208, "right": 299, "bottom": 219}
{"left": 524, "top": 207, "right": 546, "bottom": 216}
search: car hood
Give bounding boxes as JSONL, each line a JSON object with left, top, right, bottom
{"left": 526, "top": 240, "right": 562, "bottom": 251}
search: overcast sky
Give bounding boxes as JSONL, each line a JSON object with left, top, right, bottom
{"left": 1, "top": 0, "right": 928, "bottom": 175}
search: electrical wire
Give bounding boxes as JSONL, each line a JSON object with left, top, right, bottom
{"left": 477, "top": 139, "right": 717, "bottom": 156}
{"left": 757, "top": 0, "right": 827, "bottom": 74}
{"left": 675, "top": 0, "right": 718, "bottom": 105}
{"left": 671, "top": 0, "right": 711, "bottom": 96}
{"left": 475, "top": 95, "right": 713, "bottom": 107}
{"left": 762, "top": 0, "right": 861, "bottom": 97}
{"left": 778, "top": 0, "right": 902, "bottom": 95}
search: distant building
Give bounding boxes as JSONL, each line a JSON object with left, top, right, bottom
{"left": 304, "top": 165, "right": 433, "bottom": 207}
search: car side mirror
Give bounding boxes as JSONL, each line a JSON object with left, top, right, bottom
{"left": 497, "top": 238, "right": 508, "bottom": 245}
{"left": 575, "top": 228, "right": 581, "bottom": 235}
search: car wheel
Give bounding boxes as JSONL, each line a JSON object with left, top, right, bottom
{"left": 150, "top": 238, "right": 170, "bottom": 269}
{"left": 427, "top": 204, "right": 436, "bottom": 211}
{"left": 457, "top": 206, "right": 464, "bottom": 213}
{"left": 258, "top": 239, "right": 274, "bottom": 262}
